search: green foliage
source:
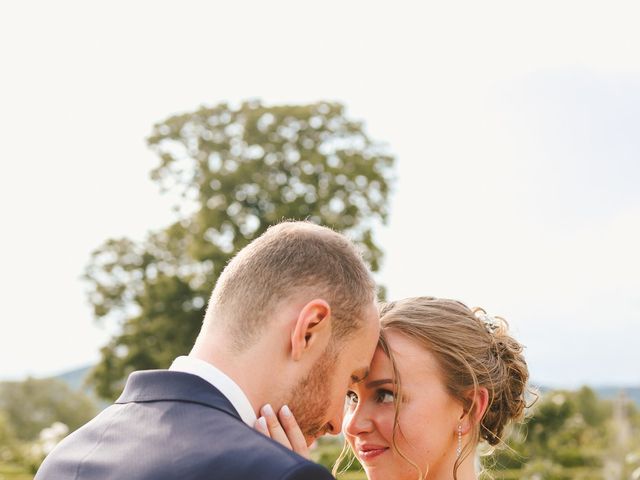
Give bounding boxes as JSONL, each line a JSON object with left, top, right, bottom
{"left": 575, "top": 386, "right": 612, "bottom": 426}
{"left": 484, "top": 387, "right": 621, "bottom": 478}
{"left": 0, "top": 412, "right": 20, "bottom": 464}
{"left": 525, "top": 389, "right": 610, "bottom": 466}
{"left": 85, "top": 100, "right": 395, "bottom": 399}
{"left": 313, "top": 438, "right": 362, "bottom": 474}
{"left": 0, "top": 379, "right": 97, "bottom": 473}
{"left": 0, "top": 378, "right": 97, "bottom": 442}
{"left": 0, "top": 462, "right": 32, "bottom": 480}
{"left": 336, "top": 473, "right": 367, "bottom": 480}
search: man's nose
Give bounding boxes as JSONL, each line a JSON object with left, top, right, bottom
{"left": 326, "top": 408, "right": 344, "bottom": 436}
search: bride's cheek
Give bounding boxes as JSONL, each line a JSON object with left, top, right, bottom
{"left": 379, "top": 406, "right": 399, "bottom": 441}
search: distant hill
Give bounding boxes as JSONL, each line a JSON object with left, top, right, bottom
{"left": 533, "top": 385, "right": 640, "bottom": 407}
{"left": 594, "top": 386, "right": 640, "bottom": 406}
{"left": 55, "top": 365, "right": 93, "bottom": 392}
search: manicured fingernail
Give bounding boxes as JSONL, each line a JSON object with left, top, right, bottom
{"left": 257, "top": 416, "right": 267, "bottom": 430}
{"left": 263, "top": 404, "right": 274, "bottom": 416}
{"left": 281, "top": 405, "right": 292, "bottom": 417}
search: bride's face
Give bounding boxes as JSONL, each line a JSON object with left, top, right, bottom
{"left": 343, "top": 329, "right": 463, "bottom": 480}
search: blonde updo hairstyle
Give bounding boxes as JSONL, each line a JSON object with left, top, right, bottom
{"left": 377, "top": 297, "right": 529, "bottom": 479}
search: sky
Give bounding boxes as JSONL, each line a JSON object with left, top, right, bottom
{"left": 1, "top": 1, "right": 639, "bottom": 388}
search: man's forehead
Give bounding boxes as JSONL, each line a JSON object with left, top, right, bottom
{"left": 366, "top": 300, "right": 381, "bottom": 320}
{"left": 357, "top": 302, "right": 380, "bottom": 335}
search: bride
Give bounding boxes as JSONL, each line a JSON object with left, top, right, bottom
{"left": 259, "top": 296, "right": 530, "bottom": 480}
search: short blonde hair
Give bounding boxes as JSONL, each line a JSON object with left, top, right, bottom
{"left": 205, "top": 221, "right": 376, "bottom": 351}
{"left": 378, "top": 297, "right": 529, "bottom": 479}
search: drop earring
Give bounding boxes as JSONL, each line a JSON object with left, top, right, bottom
{"left": 456, "top": 424, "right": 462, "bottom": 458}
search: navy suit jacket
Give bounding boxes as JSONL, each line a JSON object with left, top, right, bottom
{"left": 36, "top": 370, "right": 333, "bottom": 480}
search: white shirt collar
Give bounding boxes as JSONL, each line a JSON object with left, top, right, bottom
{"left": 169, "top": 355, "right": 257, "bottom": 426}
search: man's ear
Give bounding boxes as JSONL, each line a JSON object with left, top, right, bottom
{"left": 460, "top": 387, "right": 490, "bottom": 435}
{"left": 290, "top": 299, "right": 332, "bottom": 362}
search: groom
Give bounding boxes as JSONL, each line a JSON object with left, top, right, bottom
{"left": 36, "top": 221, "right": 380, "bottom": 480}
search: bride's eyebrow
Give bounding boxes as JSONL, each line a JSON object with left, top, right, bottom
{"left": 365, "top": 379, "right": 394, "bottom": 389}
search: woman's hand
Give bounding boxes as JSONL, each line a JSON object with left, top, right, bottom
{"left": 254, "top": 404, "right": 310, "bottom": 459}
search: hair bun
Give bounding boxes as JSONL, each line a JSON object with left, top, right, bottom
{"left": 479, "top": 323, "right": 528, "bottom": 446}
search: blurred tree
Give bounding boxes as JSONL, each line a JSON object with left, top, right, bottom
{"left": 85, "top": 100, "right": 394, "bottom": 399}
{"left": 485, "top": 387, "right": 614, "bottom": 477}
{"left": 0, "top": 378, "right": 97, "bottom": 442}
{"left": 574, "top": 386, "right": 611, "bottom": 427}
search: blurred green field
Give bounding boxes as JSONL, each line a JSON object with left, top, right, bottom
{"left": 0, "top": 464, "right": 32, "bottom": 480}
{"left": 337, "top": 472, "right": 366, "bottom": 480}
{"left": 332, "top": 465, "right": 610, "bottom": 480}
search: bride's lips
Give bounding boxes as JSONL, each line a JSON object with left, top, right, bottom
{"left": 356, "top": 444, "right": 389, "bottom": 461}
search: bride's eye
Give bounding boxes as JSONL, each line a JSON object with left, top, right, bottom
{"left": 375, "top": 389, "right": 395, "bottom": 404}
{"left": 346, "top": 390, "right": 359, "bottom": 405}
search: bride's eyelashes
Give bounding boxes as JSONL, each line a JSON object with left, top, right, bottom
{"left": 374, "top": 389, "right": 395, "bottom": 404}
{"left": 345, "top": 388, "right": 395, "bottom": 406}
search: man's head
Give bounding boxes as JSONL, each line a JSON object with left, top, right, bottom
{"left": 205, "top": 221, "right": 377, "bottom": 351}
{"left": 198, "top": 221, "right": 380, "bottom": 441}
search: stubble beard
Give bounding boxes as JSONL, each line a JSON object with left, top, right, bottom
{"left": 287, "top": 345, "right": 337, "bottom": 442}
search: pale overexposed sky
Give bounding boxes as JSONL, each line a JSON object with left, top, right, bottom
{"left": 1, "top": 1, "right": 639, "bottom": 387}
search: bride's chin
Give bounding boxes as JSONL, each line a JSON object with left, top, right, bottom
{"left": 362, "top": 466, "right": 388, "bottom": 480}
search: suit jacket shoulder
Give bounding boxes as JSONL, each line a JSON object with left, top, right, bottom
{"left": 36, "top": 370, "right": 333, "bottom": 480}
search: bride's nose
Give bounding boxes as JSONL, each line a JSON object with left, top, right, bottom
{"left": 343, "top": 405, "right": 374, "bottom": 436}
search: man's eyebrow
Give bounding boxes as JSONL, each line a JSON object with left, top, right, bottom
{"left": 351, "top": 368, "right": 370, "bottom": 384}
{"left": 365, "top": 378, "right": 394, "bottom": 389}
